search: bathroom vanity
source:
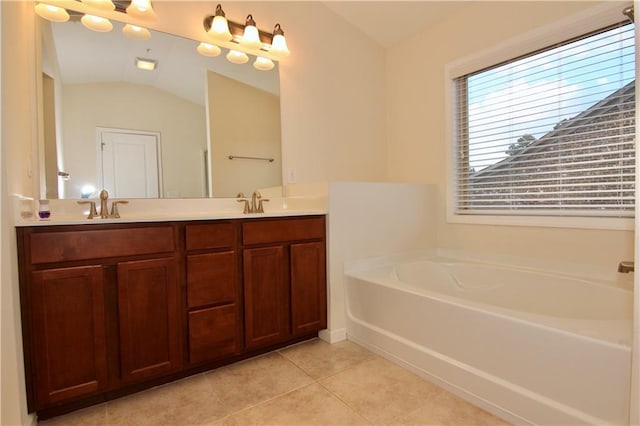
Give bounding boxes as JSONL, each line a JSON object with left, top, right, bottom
{"left": 16, "top": 214, "right": 326, "bottom": 419}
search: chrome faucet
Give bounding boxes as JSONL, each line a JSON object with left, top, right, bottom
{"left": 618, "top": 261, "right": 635, "bottom": 273}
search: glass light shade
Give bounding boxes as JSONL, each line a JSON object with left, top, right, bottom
{"left": 253, "top": 57, "right": 274, "bottom": 71}
{"left": 122, "top": 24, "right": 151, "bottom": 40}
{"left": 81, "top": 0, "right": 115, "bottom": 11}
{"left": 208, "top": 15, "right": 232, "bottom": 42}
{"left": 226, "top": 50, "right": 249, "bottom": 64}
{"left": 241, "top": 15, "right": 263, "bottom": 50}
{"left": 270, "top": 34, "right": 290, "bottom": 58}
{"left": 81, "top": 14, "right": 113, "bottom": 32}
{"left": 34, "top": 3, "right": 70, "bottom": 22}
{"left": 197, "top": 42, "right": 221, "bottom": 57}
{"left": 126, "top": 0, "right": 157, "bottom": 20}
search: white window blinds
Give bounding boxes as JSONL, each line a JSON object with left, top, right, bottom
{"left": 453, "top": 22, "right": 635, "bottom": 217}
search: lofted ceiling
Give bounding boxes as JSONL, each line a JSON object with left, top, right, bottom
{"left": 323, "top": 1, "right": 468, "bottom": 48}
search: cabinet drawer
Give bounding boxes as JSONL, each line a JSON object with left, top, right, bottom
{"left": 187, "top": 251, "right": 236, "bottom": 308}
{"left": 29, "top": 226, "right": 175, "bottom": 264}
{"left": 185, "top": 222, "right": 235, "bottom": 251}
{"left": 242, "top": 216, "right": 325, "bottom": 245}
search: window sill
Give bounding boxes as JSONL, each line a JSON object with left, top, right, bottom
{"left": 447, "top": 213, "right": 634, "bottom": 231}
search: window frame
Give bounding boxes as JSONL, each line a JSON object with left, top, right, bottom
{"left": 445, "top": 2, "right": 636, "bottom": 231}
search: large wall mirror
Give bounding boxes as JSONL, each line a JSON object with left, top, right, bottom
{"left": 39, "top": 17, "right": 282, "bottom": 199}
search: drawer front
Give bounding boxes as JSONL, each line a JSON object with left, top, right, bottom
{"left": 242, "top": 216, "right": 325, "bottom": 245}
{"left": 185, "top": 222, "right": 235, "bottom": 251}
{"left": 187, "top": 251, "right": 236, "bottom": 308}
{"left": 29, "top": 226, "right": 175, "bottom": 264}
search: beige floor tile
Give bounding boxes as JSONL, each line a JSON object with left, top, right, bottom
{"left": 204, "top": 352, "right": 314, "bottom": 415}
{"left": 38, "top": 403, "right": 107, "bottom": 425}
{"left": 106, "top": 373, "right": 227, "bottom": 425}
{"left": 231, "top": 383, "right": 370, "bottom": 426}
{"left": 320, "top": 357, "right": 441, "bottom": 424}
{"left": 389, "top": 390, "right": 510, "bottom": 426}
{"left": 279, "top": 338, "right": 376, "bottom": 379}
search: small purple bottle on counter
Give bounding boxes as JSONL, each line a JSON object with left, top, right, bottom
{"left": 38, "top": 199, "right": 51, "bottom": 220}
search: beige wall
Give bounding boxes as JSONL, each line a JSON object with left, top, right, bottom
{"left": 62, "top": 82, "right": 207, "bottom": 198}
{"left": 207, "top": 71, "right": 281, "bottom": 197}
{"left": 1, "top": 2, "right": 38, "bottom": 425}
{"left": 386, "top": 1, "right": 634, "bottom": 269}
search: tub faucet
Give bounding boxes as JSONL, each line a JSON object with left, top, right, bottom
{"left": 617, "top": 261, "right": 634, "bottom": 273}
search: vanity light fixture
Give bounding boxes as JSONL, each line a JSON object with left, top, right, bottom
{"left": 270, "top": 24, "right": 290, "bottom": 58}
{"left": 81, "top": 14, "right": 113, "bottom": 32}
{"left": 207, "top": 4, "right": 233, "bottom": 42}
{"left": 135, "top": 57, "right": 157, "bottom": 71}
{"left": 240, "top": 15, "right": 262, "bottom": 50}
{"left": 200, "top": 4, "right": 290, "bottom": 71}
{"left": 34, "top": 3, "right": 70, "bottom": 22}
{"left": 122, "top": 24, "right": 151, "bottom": 40}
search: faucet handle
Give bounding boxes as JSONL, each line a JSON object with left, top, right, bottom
{"left": 109, "top": 200, "right": 129, "bottom": 218}
{"left": 77, "top": 201, "right": 98, "bottom": 219}
{"left": 237, "top": 198, "right": 250, "bottom": 214}
{"left": 257, "top": 198, "right": 270, "bottom": 213}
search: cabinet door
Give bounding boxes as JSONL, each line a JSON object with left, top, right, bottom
{"left": 118, "top": 258, "right": 180, "bottom": 384}
{"left": 243, "top": 246, "right": 289, "bottom": 349}
{"left": 31, "top": 266, "right": 107, "bottom": 407}
{"left": 188, "top": 304, "right": 239, "bottom": 364}
{"left": 290, "top": 242, "right": 327, "bottom": 336}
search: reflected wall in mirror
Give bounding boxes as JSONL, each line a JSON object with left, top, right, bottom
{"left": 39, "top": 17, "right": 282, "bottom": 199}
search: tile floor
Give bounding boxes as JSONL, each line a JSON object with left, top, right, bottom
{"left": 39, "top": 339, "right": 510, "bottom": 426}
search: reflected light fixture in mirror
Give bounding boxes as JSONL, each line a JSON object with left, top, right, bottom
{"left": 81, "top": 14, "right": 113, "bottom": 32}
{"left": 226, "top": 50, "right": 249, "bottom": 64}
{"left": 197, "top": 42, "right": 222, "bottom": 57}
{"left": 81, "top": 0, "right": 115, "bottom": 11}
{"left": 34, "top": 3, "right": 69, "bottom": 22}
{"left": 123, "top": 24, "right": 151, "bottom": 40}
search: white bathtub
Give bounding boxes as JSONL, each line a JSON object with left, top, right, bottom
{"left": 344, "top": 254, "right": 633, "bottom": 425}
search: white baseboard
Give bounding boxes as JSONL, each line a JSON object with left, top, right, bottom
{"left": 318, "top": 328, "right": 347, "bottom": 343}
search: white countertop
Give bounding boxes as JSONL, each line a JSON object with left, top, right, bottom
{"left": 14, "top": 196, "right": 327, "bottom": 227}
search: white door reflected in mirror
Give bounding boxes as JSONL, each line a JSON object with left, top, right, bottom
{"left": 98, "top": 128, "right": 161, "bottom": 198}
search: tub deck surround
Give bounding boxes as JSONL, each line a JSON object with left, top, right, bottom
{"left": 344, "top": 251, "right": 632, "bottom": 425}
{"left": 13, "top": 195, "right": 327, "bottom": 226}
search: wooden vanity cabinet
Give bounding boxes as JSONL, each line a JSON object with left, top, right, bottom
{"left": 242, "top": 216, "right": 327, "bottom": 350}
{"left": 17, "top": 215, "right": 326, "bottom": 418}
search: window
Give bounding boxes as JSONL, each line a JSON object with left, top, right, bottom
{"left": 453, "top": 22, "right": 635, "bottom": 219}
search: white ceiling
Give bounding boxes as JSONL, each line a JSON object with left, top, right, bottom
{"left": 323, "top": 1, "right": 468, "bottom": 48}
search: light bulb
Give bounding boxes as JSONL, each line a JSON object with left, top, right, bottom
{"left": 270, "top": 24, "right": 290, "bottom": 58}
{"left": 241, "top": 15, "right": 263, "bottom": 50}
{"left": 122, "top": 24, "right": 151, "bottom": 40}
{"left": 207, "top": 4, "right": 232, "bottom": 42}
{"left": 126, "top": 0, "right": 157, "bottom": 20}
{"left": 81, "top": 14, "right": 113, "bottom": 32}
{"left": 197, "top": 42, "right": 221, "bottom": 57}
{"left": 226, "top": 50, "right": 249, "bottom": 64}
{"left": 253, "top": 57, "right": 274, "bottom": 71}
{"left": 34, "top": 3, "right": 70, "bottom": 22}
{"left": 81, "top": 0, "right": 115, "bottom": 11}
